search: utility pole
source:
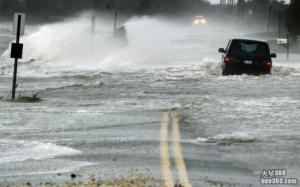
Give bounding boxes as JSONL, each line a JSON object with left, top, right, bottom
{"left": 220, "top": 0, "right": 226, "bottom": 16}
{"left": 227, "top": 0, "right": 235, "bottom": 16}
{"left": 278, "top": 0, "right": 286, "bottom": 38}
{"left": 237, "top": 0, "right": 245, "bottom": 26}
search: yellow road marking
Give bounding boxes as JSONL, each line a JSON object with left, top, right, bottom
{"left": 171, "top": 112, "right": 192, "bottom": 187}
{"left": 160, "top": 112, "right": 174, "bottom": 187}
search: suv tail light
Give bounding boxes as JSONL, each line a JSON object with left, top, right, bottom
{"left": 262, "top": 60, "right": 272, "bottom": 67}
{"left": 224, "top": 56, "right": 236, "bottom": 64}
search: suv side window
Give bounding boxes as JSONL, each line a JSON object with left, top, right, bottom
{"left": 225, "top": 40, "right": 232, "bottom": 53}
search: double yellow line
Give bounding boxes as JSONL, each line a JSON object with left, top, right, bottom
{"left": 160, "top": 111, "right": 192, "bottom": 187}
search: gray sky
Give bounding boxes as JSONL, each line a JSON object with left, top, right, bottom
{"left": 208, "top": 0, "right": 219, "bottom": 4}
{"left": 208, "top": 0, "right": 290, "bottom": 4}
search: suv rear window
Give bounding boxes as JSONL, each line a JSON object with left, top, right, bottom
{"left": 228, "top": 40, "right": 270, "bottom": 58}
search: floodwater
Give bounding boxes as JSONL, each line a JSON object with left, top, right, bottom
{"left": 0, "top": 16, "right": 299, "bottom": 186}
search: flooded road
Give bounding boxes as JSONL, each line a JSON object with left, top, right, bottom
{"left": 0, "top": 17, "right": 299, "bottom": 186}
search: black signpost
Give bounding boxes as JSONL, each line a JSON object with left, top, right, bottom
{"left": 10, "top": 14, "right": 24, "bottom": 100}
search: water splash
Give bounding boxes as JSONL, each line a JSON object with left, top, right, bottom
{"left": 1, "top": 15, "right": 300, "bottom": 77}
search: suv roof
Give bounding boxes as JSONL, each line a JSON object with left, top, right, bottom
{"left": 230, "top": 38, "right": 268, "bottom": 44}
{"left": 194, "top": 15, "right": 205, "bottom": 18}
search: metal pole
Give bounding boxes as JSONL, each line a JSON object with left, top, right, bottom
{"left": 12, "top": 15, "right": 21, "bottom": 100}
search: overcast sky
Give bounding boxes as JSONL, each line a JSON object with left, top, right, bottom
{"left": 208, "top": 0, "right": 219, "bottom": 4}
{"left": 208, "top": 0, "right": 290, "bottom": 4}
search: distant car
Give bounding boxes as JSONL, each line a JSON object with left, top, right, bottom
{"left": 193, "top": 16, "right": 207, "bottom": 25}
{"left": 218, "top": 39, "right": 276, "bottom": 75}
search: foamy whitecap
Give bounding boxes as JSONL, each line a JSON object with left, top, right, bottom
{"left": 0, "top": 139, "right": 82, "bottom": 164}
{"left": 272, "top": 63, "right": 300, "bottom": 76}
{"left": 208, "top": 132, "right": 257, "bottom": 145}
{"left": 196, "top": 137, "right": 209, "bottom": 142}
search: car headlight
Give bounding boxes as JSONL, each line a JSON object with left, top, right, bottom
{"left": 200, "top": 19, "right": 207, "bottom": 24}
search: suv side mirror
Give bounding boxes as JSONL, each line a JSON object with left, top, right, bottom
{"left": 270, "top": 53, "right": 277, "bottom": 58}
{"left": 218, "top": 48, "right": 226, "bottom": 53}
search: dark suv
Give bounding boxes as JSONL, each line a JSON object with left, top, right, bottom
{"left": 218, "top": 39, "right": 276, "bottom": 75}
